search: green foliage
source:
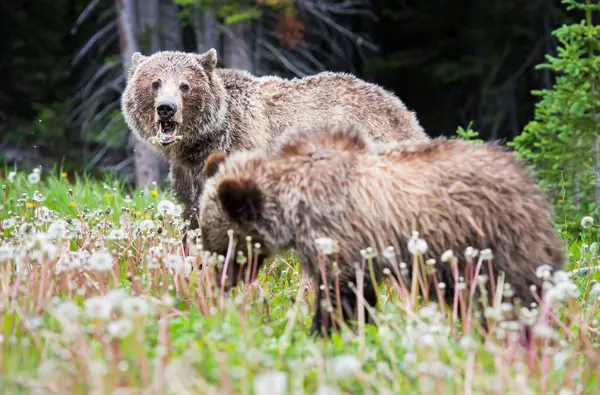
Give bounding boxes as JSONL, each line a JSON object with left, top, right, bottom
{"left": 455, "top": 121, "right": 484, "bottom": 144}
{"left": 509, "top": 0, "right": 600, "bottom": 236}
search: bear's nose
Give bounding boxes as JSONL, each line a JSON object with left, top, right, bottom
{"left": 156, "top": 101, "right": 178, "bottom": 119}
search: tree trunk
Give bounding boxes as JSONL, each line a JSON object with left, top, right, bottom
{"left": 116, "top": 0, "right": 168, "bottom": 188}
{"left": 193, "top": 5, "right": 220, "bottom": 53}
{"left": 222, "top": 2, "right": 254, "bottom": 72}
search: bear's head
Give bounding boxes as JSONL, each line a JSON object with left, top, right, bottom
{"left": 198, "top": 150, "right": 293, "bottom": 290}
{"left": 121, "top": 49, "right": 226, "bottom": 155}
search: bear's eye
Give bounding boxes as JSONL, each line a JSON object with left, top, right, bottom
{"left": 151, "top": 80, "right": 161, "bottom": 90}
{"left": 180, "top": 83, "right": 190, "bottom": 93}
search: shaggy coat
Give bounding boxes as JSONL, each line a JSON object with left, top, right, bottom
{"left": 120, "top": 49, "right": 428, "bottom": 238}
{"left": 198, "top": 125, "right": 565, "bottom": 335}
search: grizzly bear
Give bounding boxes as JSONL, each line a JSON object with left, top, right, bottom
{"left": 198, "top": 124, "right": 565, "bottom": 336}
{"left": 120, "top": 48, "right": 429, "bottom": 242}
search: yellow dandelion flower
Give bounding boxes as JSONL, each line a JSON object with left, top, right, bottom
{"left": 558, "top": 199, "right": 564, "bottom": 205}
{"left": 61, "top": 172, "right": 68, "bottom": 178}
{"left": 70, "top": 202, "right": 77, "bottom": 208}
{"left": 562, "top": 231, "right": 567, "bottom": 236}
{"left": 105, "top": 193, "right": 111, "bottom": 199}
{"left": 144, "top": 215, "right": 149, "bottom": 219}
{"left": 151, "top": 190, "right": 158, "bottom": 197}
{"left": 135, "top": 211, "right": 142, "bottom": 216}
{"left": 26, "top": 202, "right": 35, "bottom": 208}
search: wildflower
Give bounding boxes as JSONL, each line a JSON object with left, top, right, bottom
{"left": 123, "top": 195, "right": 132, "bottom": 204}
{"left": 7, "top": 171, "right": 16, "bottom": 183}
{"left": 408, "top": 232, "right": 428, "bottom": 255}
{"left": 69, "top": 202, "right": 76, "bottom": 208}
{"left": 83, "top": 296, "right": 112, "bottom": 320}
{"left": 138, "top": 219, "right": 155, "bottom": 233}
{"left": 589, "top": 282, "right": 600, "bottom": 296}
{"left": 54, "top": 300, "right": 81, "bottom": 322}
{"left": 557, "top": 199, "right": 564, "bottom": 205}
{"left": 480, "top": 248, "right": 493, "bottom": 260}
{"left": 553, "top": 350, "right": 571, "bottom": 372}
{"left": 157, "top": 199, "right": 175, "bottom": 215}
{"left": 122, "top": 296, "right": 150, "bottom": 317}
{"left": 27, "top": 171, "right": 41, "bottom": 184}
{"left": 441, "top": 250, "right": 454, "bottom": 263}
{"left": 581, "top": 216, "right": 594, "bottom": 229}
{"left": 61, "top": 172, "right": 67, "bottom": 178}
{"left": 383, "top": 246, "right": 396, "bottom": 261}
{"left": 47, "top": 220, "right": 68, "bottom": 240}
{"left": 327, "top": 355, "right": 361, "bottom": 380}
{"left": 536, "top": 264, "right": 554, "bottom": 279}
{"left": 106, "top": 288, "right": 129, "bottom": 307}
{"left": 253, "top": 371, "right": 288, "bottom": 395}
{"left": 0, "top": 245, "right": 14, "bottom": 262}
{"left": 314, "top": 385, "right": 342, "bottom": 395}
{"left": 88, "top": 250, "right": 114, "bottom": 272}
{"left": 165, "top": 254, "right": 191, "bottom": 277}
{"left": 172, "top": 205, "right": 183, "bottom": 217}
{"left": 315, "top": 237, "right": 339, "bottom": 255}
{"left": 360, "top": 247, "right": 377, "bottom": 260}
{"left": 2, "top": 218, "right": 14, "bottom": 229}
{"left": 464, "top": 246, "right": 478, "bottom": 259}
{"left": 107, "top": 228, "right": 127, "bottom": 241}
{"left": 151, "top": 189, "right": 158, "bottom": 197}
{"left": 532, "top": 323, "right": 557, "bottom": 340}
{"left": 107, "top": 318, "right": 134, "bottom": 339}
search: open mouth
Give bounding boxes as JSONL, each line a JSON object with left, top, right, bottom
{"left": 155, "top": 120, "right": 181, "bottom": 146}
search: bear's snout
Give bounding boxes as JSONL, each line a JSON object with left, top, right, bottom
{"left": 156, "top": 100, "right": 178, "bottom": 120}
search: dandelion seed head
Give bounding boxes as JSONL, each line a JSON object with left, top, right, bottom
{"left": 107, "top": 318, "right": 134, "bottom": 339}
{"left": 253, "top": 371, "right": 287, "bottom": 395}
{"left": 84, "top": 296, "right": 112, "bottom": 321}
{"left": 408, "top": 235, "right": 428, "bottom": 255}
{"left": 88, "top": 250, "right": 113, "bottom": 272}
{"left": 27, "top": 172, "right": 40, "bottom": 184}
{"left": 441, "top": 250, "right": 454, "bottom": 263}
{"left": 328, "top": 355, "right": 361, "bottom": 380}
{"left": 315, "top": 237, "right": 339, "bottom": 255}
{"left": 581, "top": 216, "right": 594, "bottom": 229}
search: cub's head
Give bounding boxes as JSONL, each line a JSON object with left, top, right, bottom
{"left": 198, "top": 151, "right": 291, "bottom": 290}
{"left": 121, "top": 49, "right": 224, "bottom": 153}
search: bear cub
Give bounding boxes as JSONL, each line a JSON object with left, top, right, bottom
{"left": 198, "top": 124, "right": 565, "bottom": 336}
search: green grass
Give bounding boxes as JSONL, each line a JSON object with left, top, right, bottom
{"left": 0, "top": 167, "right": 599, "bottom": 395}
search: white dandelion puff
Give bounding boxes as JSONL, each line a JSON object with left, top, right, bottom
{"left": 327, "top": 355, "right": 361, "bottom": 380}
{"left": 83, "top": 296, "right": 112, "bottom": 321}
{"left": 315, "top": 237, "right": 339, "bottom": 255}
{"left": 88, "top": 250, "right": 114, "bottom": 272}
{"left": 408, "top": 234, "right": 428, "bottom": 255}
{"left": 7, "top": 171, "right": 16, "bottom": 183}
{"left": 27, "top": 172, "right": 40, "bottom": 184}
{"left": 157, "top": 199, "right": 175, "bottom": 215}
{"left": 107, "top": 318, "right": 134, "bottom": 339}
{"left": 253, "top": 371, "right": 287, "bottom": 395}
{"left": 581, "top": 216, "right": 594, "bottom": 229}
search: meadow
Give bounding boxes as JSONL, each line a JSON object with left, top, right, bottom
{"left": 0, "top": 167, "right": 599, "bottom": 395}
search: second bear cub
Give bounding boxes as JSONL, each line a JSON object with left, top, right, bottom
{"left": 198, "top": 125, "right": 565, "bottom": 335}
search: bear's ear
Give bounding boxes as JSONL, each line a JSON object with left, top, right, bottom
{"left": 129, "top": 52, "right": 147, "bottom": 77}
{"left": 205, "top": 151, "right": 228, "bottom": 179}
{"left": 217, "top": 177, "right": 263, "bottom": 223}
{"left": 196, "top": 48, "right": 218, "bottom": 72}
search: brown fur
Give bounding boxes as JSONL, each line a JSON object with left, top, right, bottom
{"left": 121, "top": 49, "right": 429, "bottom": 239}
{"left": 198, "top": 124, "right": 565, "bottom": 335}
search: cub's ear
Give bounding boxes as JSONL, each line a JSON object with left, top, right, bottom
{"left": 217, "top": 177, "right": 263, "bottom": 223}
{"left": 205, "top": 151, "right": 228, "bottom": 178}
{"left": 128, "top": 52, "right": 147, "bottom": 79}
{"left": 197, "top": 48, "right": 218, "bottom": 72}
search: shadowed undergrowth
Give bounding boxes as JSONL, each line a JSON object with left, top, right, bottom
{"left": 0, "top": 168, "right": 599, "bottom": 395}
